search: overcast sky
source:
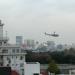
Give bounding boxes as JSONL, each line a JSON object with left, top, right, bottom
{"left": 1, "top": 0, "right": 75, "bottom": 44}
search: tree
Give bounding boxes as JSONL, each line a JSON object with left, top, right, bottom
{"left": 48, "top": 60, "right": 60, "bottom": 74}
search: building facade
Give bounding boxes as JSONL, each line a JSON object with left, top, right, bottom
{"left": 0, "top": 20, "right": 26, "bottom": 75}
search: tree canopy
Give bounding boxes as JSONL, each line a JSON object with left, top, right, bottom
{"left": 48, "top": 60, "right": 60, "bottom": 74}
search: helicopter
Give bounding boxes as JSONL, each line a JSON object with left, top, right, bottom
{"left": 44, "top": 32, "right": 59, "bottom": 37}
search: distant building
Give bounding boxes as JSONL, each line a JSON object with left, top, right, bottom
{"left": 56, "top": 44, "right": 64, "bottom": 51}
{"left": 16, "top": 36, "right": 23, "bottom": 45}
{"left": 46, "top": 41, "right": 55, "bottom": 51}
{"left": 63, "top": 44, "right": 70, "bottom": 49}
{"left": 24, "top": 39, "right": 35, "bottom": 50}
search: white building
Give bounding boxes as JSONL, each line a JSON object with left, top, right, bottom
{"left": 24, "top": 62, "right": 40, "bottom": 75}
{"left": 0, "top": 20, "right": 26, "bottom": 75}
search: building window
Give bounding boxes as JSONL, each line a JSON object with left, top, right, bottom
{"left": 7, "top": 57, "right": 11, "bottom": 64}
{"left": 2, "top": 49, "right": 8, "bottom": 53}
{"left": 12, "top": 56, "right": 13, "bottom": 59}
{"left": 0, "top": 56, "right": 3, "bottom": 59}
{"left": 20, "top": 56, "right": 23, "bottom": 60}
{"left": 16, "top": 56, "right": 17, "bottom": 59}
{"left": 4, "top": 42, "right": 6, "bottom": 44}
{"left": 21, "top": 49, "right": 23, "bottom": 53}
{"left": 16, "top": 49, "right": 19, "bottom": 53}
{"left": 7, "top": 64, "right": 10, "bottom": 66}
{"left": 21, "top": 69, "right": 24, "bottom": 75}
{"left": 12, "top": 64, "right": 14, "bottom": 66}
{"left": 12, "top": 49, "right": 15, "bottom": 53}
{"left": 21, "top": 49, "right": 26, "bottom": 53}
{"left": 20, "top": 63, "right": 24, "bottom": 67}
{"left": 0, "top": 42, "right": 2, "bottom": 46}
{"left": 16, "top": 64, "right": 18, "bottom": 66}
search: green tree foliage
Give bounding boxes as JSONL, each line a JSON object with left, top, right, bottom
{"left": 48, "top": 60, "right": 60, "bottom": 74}
{"left": 26, "top": 48, "right": 75, "bottom": 64}
{"left": 26, "top": 51, "right": 51, "bottom": 64}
